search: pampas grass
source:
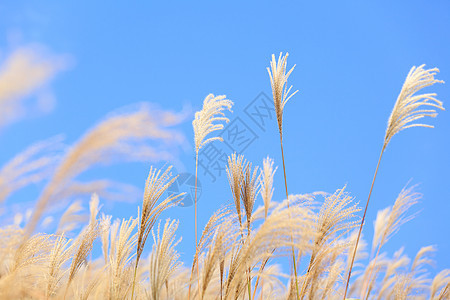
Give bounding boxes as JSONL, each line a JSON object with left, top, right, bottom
{"left": 268, "top": 52, "right": 300, "bottom": 299}
{"left": 343, "top": 64, "right": 445, "bottom": 299}
{"left": 131, "top": 165, "right": 183, "bottom": 299}
{"left": 0, "top": 53, "right": 448, "bottom": 300}
{"left": 192, "top": 93, "right": 233, "bottom": 298}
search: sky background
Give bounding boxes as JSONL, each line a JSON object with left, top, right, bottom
{"left": 1, "top": 0, "right": 449, "bottom": 279}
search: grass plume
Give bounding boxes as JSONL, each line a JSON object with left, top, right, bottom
{"left": 343, "top": 64, "right": 445, "bottom": 299}
{"left": 268, "top": 52, "right": 300, "bottom": 299}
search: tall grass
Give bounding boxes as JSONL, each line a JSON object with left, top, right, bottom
{"left": 343, "top": 65, "right": 445, "bottom": 299}
{"left": 0, "top": 54, "right": 449, "bottom": 300}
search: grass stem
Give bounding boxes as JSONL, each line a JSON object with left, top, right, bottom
{"left": 343, "top": 146, "right": 385, "bottom": 299}
{"left": 279, "top": 135, "right": 300, "bottom": 300}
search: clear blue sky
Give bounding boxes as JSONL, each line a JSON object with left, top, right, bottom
{"left": 1, "top": 1, "right": 449, "bottom": 274}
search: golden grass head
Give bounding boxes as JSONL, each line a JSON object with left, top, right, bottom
{"left": 226, "top": 153, "right": 246, "bottom": 225}
{"left": 241, "top": 162, "right": 261, "bottom": 231}
{"left": 384, "top": 65, "right": 444, "bottom": 149}
{"left": 267, "top": 52, "right": 298, "bottom": 136}
{"left": 193, "top": 94, "right": 233, "bottom": 153}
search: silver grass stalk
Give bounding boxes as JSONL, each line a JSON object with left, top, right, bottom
{"left": 344, "top": 65, "right": 444, "bottom": 299}
{"left": 131, "top": 165, "right": 183, "bottom": 300}
{"left": 267, "top": 52, "right": 300, "bottom": 299}
{"left": 191, "top": 93, "right": 233, "bottom": 300}
{"left": 384, "top": 65, "right": 445, "bottom": 148}
{"left": 267, "top": 52, "right": 298, "bottom": 136}
{"left": 193, "top": 94, "right": 233, "bottom": 153}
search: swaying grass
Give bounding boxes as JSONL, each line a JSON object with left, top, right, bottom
{"left": 343, "top": 64, "right": 445, "bottom": 299}
{"left": 192, "top": 93, "right": 233, "bottom": 299}
{"left": 268, "top": 52, "right": 301, "bottom": 300}
{"left": 0, "top": 54, "right": 449, "bottom": 300}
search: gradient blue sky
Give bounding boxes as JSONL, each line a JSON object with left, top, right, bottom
{"left": 1, "top": 1, "right": 449, "bottom": 276}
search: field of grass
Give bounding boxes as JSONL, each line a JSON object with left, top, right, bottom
{"left": 0, "top": 50, "right": 449, "bottom": 299}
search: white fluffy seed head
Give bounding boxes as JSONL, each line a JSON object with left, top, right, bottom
{"left": 384, "top": 65, "right": 444, "bottom": 149}
{"left": 193, "top": 94, "right": 233, "bottom": 153}
{"left": 267, "top": 52, "right": 298, "bottom": 136}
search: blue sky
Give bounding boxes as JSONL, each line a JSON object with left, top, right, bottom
{"left": 1, "top": 1, "right": 449, "bottom": 276}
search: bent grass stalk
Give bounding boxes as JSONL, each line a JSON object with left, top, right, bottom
{"left": 131, "top": 166, "right": 182, "bottom": 300}
{"left": 343, "top": 64, "right": 444, "bottom": 299}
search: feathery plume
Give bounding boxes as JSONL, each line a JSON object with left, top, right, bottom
{"left": 192, "top": 93, "right": 233, "bottom": 299}
{"left": 267, "top": 52, "right": 298, "bottom": 135}
{"left": 135, "top": 166, "right": 182, "bottom": 267}
{"left": 131, "top": 166, "right": 182, "bottom": 299}
{"left": 344, "top": 65, "right": 445, "bottom": 299}
{"left": 192, "top": 94, "right": 233, "bottom": 153}
{"left": 375, "top": 184, "right": 420, "bottom": 251}
{"left": 431, "top": 269, "right": 450, "bottom": 299}
{"left": 267, "top": 52, "right": 300, "bottom": 299}
{"left": 384, "top": 65, "right": 444, "bottom": 149}
{"left": 300, "top": 186, "right": 360, "bottom": 298}
{"left": 45, "top": 235, "right": 74, "bottom": 299}
{"left": 241, "top": 162, "right": 261, "bottom": 233}
{"left": 108, "top": 217, "right": 138, "bottom": 300}
{"left": 412, "top": 245, "right": 436, "bottom": 273}
{"left": 226, "top": 153, "right": 246, "bottom": 226}
{"left": 362, "top": 184, "right": 420, "bottom": 299}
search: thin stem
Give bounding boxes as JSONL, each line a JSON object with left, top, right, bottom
{"left": 190, "top": 154, "right": 200, "bottom": 299}
{"left": 343, "top": 146, "right": 385, "bottom": 299}
{"left": 130, "top": 264, "right": 138, "bottom": 299}
{"left": 195, "top": 154, "right": 199, "bottom": 280}
{"left": 220, "top": 270, "right": 223, "bottom": 300}
{"left": 248, "top": 271, "right": 252, "bottom": 300}
{"left": 279, "top": 135, "right": 300, "bottom": 300}
{"left": 247, "top": 223, "right": 252, "bottom": 300}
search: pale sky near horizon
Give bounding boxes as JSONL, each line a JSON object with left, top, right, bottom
{"left": 1, "top": 0, "right": 449, "bottom": 279}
